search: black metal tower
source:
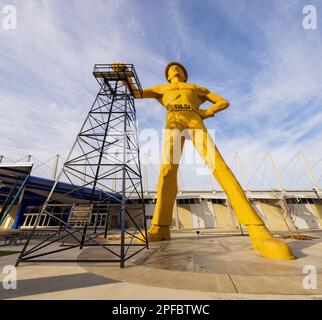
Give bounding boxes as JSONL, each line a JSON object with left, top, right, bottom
{"left": 16, "top": 64, "right": 148, "bottom": 268}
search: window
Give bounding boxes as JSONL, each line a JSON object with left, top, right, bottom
{"left": 211, "top": 199, "right": 224, "bottom": 204}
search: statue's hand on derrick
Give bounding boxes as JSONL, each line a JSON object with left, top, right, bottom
{"left": 111, "top": 62, "right": 143, "bottom": 98}
{"left": 111, "top": 62, "right": 128, "bottom": 72}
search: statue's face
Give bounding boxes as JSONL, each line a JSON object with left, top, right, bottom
{"left": 167, "top": 64, "right": 187, "bottom": 82}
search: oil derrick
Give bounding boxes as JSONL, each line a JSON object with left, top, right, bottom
{"left": 16, "top": 64, "right": 148, "bottom": 268}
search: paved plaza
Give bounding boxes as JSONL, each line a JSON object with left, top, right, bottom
{"left": 1, "top": 230, "right": 322, "bottom": 299}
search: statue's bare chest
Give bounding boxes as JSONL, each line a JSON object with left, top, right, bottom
{"left": 161, "top": 83, "right": 200, "bottom": 106}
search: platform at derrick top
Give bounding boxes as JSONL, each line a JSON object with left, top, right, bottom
{"left": 92, "top": 63, "right": 143, "bottom": 97}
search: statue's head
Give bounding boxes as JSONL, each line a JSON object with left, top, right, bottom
{"left": 165, "top": 62, "right": 188, "bottom": 83}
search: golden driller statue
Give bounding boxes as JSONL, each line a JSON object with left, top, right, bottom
{"left": 113, "top": 61, "right": 294, "bottom": 260}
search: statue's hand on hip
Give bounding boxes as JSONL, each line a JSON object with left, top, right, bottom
{"left": 198, "top": 108, "right": 215, "bottom": 120}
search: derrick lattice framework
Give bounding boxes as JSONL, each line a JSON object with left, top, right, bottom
{"left": 16, "top": 64, "right": 148, "bottom": 268}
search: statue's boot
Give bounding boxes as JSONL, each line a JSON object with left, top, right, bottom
{"left": 247, "top": 224, "right": 295, "bottom": 260}
{"left": 137, "top": 224, "right": 170, "bottom": 243}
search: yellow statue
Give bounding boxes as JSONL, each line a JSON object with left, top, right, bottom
{"left": 112, "top": 62, "right": 294, "bottom": 260}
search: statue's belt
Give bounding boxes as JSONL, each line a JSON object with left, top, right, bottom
{"left": 168, "top": 104, "right": 194, "bottom": 111}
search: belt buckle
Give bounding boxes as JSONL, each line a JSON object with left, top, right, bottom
{"left": 174, "top": 104, "right": 192, "bottom": 111}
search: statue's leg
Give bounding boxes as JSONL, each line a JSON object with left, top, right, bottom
{"left": 191, "top": 128, "right": 294, "bottom": 260}
{"left": 137, "top": 128, "right": 185, "bottom": 242}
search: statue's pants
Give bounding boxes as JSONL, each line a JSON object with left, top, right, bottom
{"left": 152, "top": 110, "right": 263, "bottom": 227}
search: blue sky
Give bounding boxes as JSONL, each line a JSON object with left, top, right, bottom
{"left": 0, "top": 0, "right": 322, "bottom": 190}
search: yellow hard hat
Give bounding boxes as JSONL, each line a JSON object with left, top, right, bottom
{"left": 165, "top": 61, "right": 188, "bottom": 82}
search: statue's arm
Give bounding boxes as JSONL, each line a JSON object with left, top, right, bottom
{"left": 198, "top": 87, "right": 230, "bottom": 119}
{"left": 141, "top": 86, "right": 163, "bottom": 99}
{"left": 111, "top": 63, "right": 162, "bottom": 100}
{"left": 126, "top": 84, "right": 162, "bottom": 99}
